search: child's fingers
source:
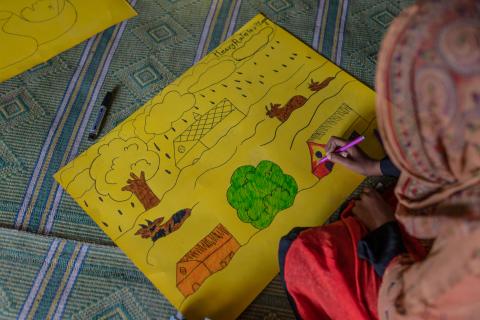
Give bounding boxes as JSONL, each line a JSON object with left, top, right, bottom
{"left": 326, "top": 136, "right": 347, "bottom": 153}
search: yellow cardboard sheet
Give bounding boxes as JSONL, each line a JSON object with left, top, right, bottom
{"left": 0, "top": 0, "right": 136, "bottom": 82}
{"left": 55, "top": 14, "right": 383, "bottom": 319}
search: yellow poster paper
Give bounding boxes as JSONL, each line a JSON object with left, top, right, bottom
{"left": 55, "top": 14, "right": 383, "bottom": 319}
{"left": 0, "top": 0, "right": 136, "bottom": 83}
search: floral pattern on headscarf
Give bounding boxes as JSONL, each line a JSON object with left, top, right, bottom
{"left": 375, "top": 0, "right": 480, "bottom": 239}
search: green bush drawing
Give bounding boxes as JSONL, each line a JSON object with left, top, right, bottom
{"left": 227, "top": 160, "right": 298, "bottom": 229}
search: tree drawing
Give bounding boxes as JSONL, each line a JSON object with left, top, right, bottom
{"left": 227, "top": 160, "right": 298, "bottom": 229}
{"left": 122, "top": 172, "right": 159, "bottom": 210}
{"left": 144, "top": 91, "right": 196, "bottom": 135}
{"left": 90, "top": 137, "right": 160, "bottom": 209}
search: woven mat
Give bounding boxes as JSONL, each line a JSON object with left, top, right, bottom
{"left": 0, "top": 0, "right": 413, "bottom": 318}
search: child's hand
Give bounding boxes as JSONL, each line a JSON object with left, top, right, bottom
{"left": 352, "top": 188, "right": 396, "bottom": 231}
{"left": 325, "top": 136, "right": 382, "bottom": 176}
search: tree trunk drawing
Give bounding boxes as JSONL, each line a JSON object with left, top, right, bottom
{"left": 122, "top": 171, "right": 160, "bottom": 210}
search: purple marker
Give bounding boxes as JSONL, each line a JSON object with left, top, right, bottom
{"left": 317, "top": 135, "right": 365, "bottom": 165}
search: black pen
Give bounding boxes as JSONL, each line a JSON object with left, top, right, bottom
{"left": 88, "top": 88, "right": 116, "bottom": 140}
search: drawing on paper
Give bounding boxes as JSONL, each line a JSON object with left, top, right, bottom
{"left": 307, "top": 142, "right": 334, "bottom": 179}
{"left": 135, "top": 208, "right": 192, "bottom": 242}
{"left": 122, "top": 171, "right": 160, "bottom": 210}
{"left": 0, "top": 0, "right": 77, "bottom": 70}
{"left": 307, "top": 133, "right": 364, "bottom": 181}
{"left": 173, "top": 98, "right": 244, "bottom": 169}
{"left": 176, "top": 224, "right": 240, "bottom": 298}
{"left": 309, "top": 103, "right": 367, "bottom": 142}
{"left": 0, "top": 0, "right": 136, "bottom": 82}
{"left": 266, "top": 78, "right": 335, "bottom": 122}
{"left": 306, "top": 102, "right": 373, "bottom": 180}
{"left": 54, "top": 13, "right": 383, "bottom": 319}
{"left": 91, "top": 138, "right": 160, "bottom": 204}
{"left": 227, "top": 160, "right": 298, "bottom": 229}
{"left": 260, "top": 68, "right": 343, "bottom": 147}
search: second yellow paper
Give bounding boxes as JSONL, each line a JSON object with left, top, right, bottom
{"left": 0, "top": 0, "right": 136, "bottom": 82}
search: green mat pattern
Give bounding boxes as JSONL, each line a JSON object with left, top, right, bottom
{"left": 0, "top": 0, "right": 413, "bottom": 319}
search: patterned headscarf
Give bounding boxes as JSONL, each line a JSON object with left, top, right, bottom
{"left": 376, "top": 0, "right": 480, "bottom": 238}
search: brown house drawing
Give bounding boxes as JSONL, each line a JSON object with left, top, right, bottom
{"left": 176, "top": 224, "right": 240, "bottom": 297}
